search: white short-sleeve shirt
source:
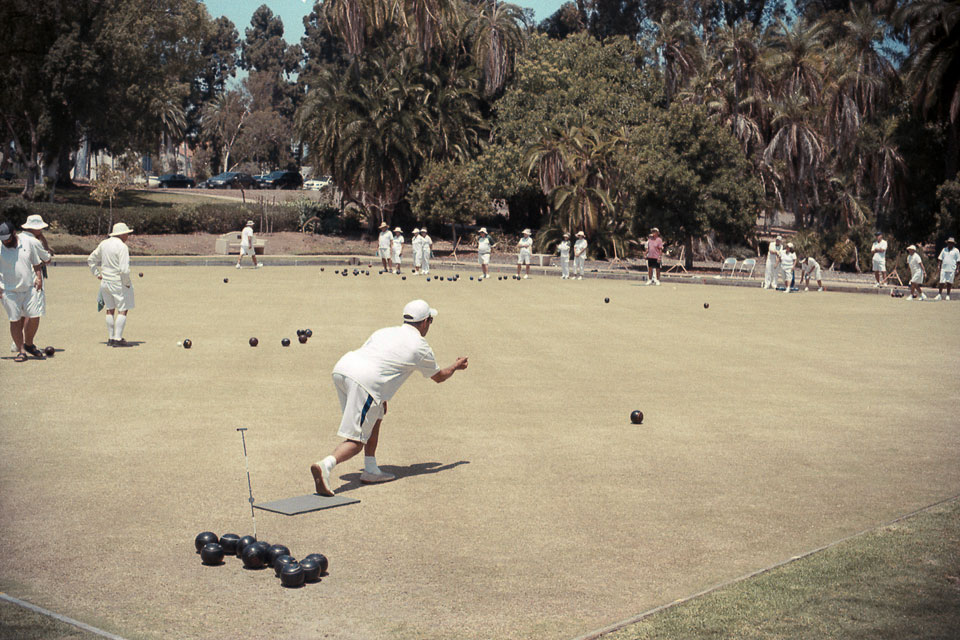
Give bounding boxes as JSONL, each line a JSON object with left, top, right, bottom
{"left": 333, "top": 324, "right": 440, "bottom": 403}
{"left": 393, "top": 235, "right": 404, "bottom": 252}
{"left": 780, "top": 250, "right": 797, "bottom": 271}
{"left": 573, "top": 238, "right": 587, "bottom": 256}
{"left": 87, "top": 237, "right": 132, "bottom": 286}
{"left": 907, "top": 252, "right": 923, "bottom": 276}
{"left": 0, "top": 236, "right": 44, "bottom": 292}
{"left": 766, "top": 241, "right": 781, "bottom": 265}
{"left": 241, "top": 226, "right": 254, "bottom": 248}
{"left": 412, "top": 235, "right": 424, "bottom": 253}
{"left": 478, "top": 237, "right": 491, "bottom": 254}
{"left": 939, "top": 247, "right": 960, "bottom": 271}
{"left": 801, "top": 257, "right": 820, "bottom": 275}
{"left": 379, "top": 230, "right": 393, "bottom": 250}
{"left": 872, "top": 239, "right": 887, "bottom": 260}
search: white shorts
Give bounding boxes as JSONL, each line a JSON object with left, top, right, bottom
{"left": 1, "top": 289, "right": 32, "bottom": 321}
{"left": 910, "top": 270, "right": 923, "bottom": 284}
{"left": 333, "top": 373, "right": 384, "bottom": 443}
{"left": 240, "top": 245, "right": 255, "bottom": 256}
{"left": 478, "top": 252, "right": 490, "bottom": 265}
{"left": 872, "top": 256, "right": 886, "bottom": 272}
{"left": 26, "top": 288, "right": 44, "bottom": 317}
{"left": 941, "top": 269, "right": 956, "bottom": 284}
{"left": 378, "top": 247, "right": 391, "bottom": 259}
{"left": 518, "top": 251, "right": 531, "bottom": 265}
{"left": 100, "top": 280, "right": 135, "bottom": 311}
{"left": 804, "top": 266, "right": 821, "bottom": 281}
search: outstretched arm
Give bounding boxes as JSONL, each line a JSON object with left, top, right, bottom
{"left": 431, "top": 357, "right": 469, "bottom": 383}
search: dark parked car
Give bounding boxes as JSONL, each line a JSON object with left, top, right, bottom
{"left": 158, "top": 173, "right": 195, "bottom": 188}
{"left": 259, "top": 170, "right": 303, "bottom": 189}
{"left": 207, "top": 172, "right": 257, "bottom": 189}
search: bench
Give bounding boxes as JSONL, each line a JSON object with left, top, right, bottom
{"left": 215, "top": 232, "right": 266, "bottom": 256}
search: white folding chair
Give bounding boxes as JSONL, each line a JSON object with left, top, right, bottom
{"left": 720, "top": 257, "right": 738, "bottom": 277}
{"left": 737, "top": 258, "right": 757, "bottom": 278}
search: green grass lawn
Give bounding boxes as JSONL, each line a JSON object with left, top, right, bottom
{"left": 0, "top": 266, "right": 957, "bottom": 640}
{"left": 1, "top": 184, "right": 232, "bottom": 207}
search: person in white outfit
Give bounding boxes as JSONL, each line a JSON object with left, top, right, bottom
{"left": 763, "top": 236, "right": 783, "bottom": 289}
{"left": 573, "top": 231, "right": 587, "bottom": 279}
{"left": 477, "top": 228, "right": 494, "bottom": 279}
{"left": 0, "top": 222, "right": 46, "bottom": 362}
{"left": 799, "top": 256, "right": 824, "bottom": 291}
{"left": 871, "top": 231, "right": 887, "bottom": 286}
{"left": 411, "top": 228, "right": 423, "bottom": 274}
{"left": 906, "top": 245, "right": 926, "bottom": 300}
{"left": 17, "top": 215, "right": 53, "bottom": 355}
{"left": 236, "top": 220, "right": 260, "bottom": 269}
{"left": 378, "top": 222, "right": 393, "bottom": 273}
{"left": 88, "top": 222, "right": 136, "bottom": 346}
{"left": 419, "top": 228, "right": 432, "bottom": 274}
{"left": 310, "top": 299, "right": 469, "bottom": 496}
{"left": 935, "top": 237, "right": 959, "bottom": 300}
{"left": 392, "top": 227, "right": 404, "bottom": 274}
{"left": 779, "top": 242, "right": 797, "bottom": 292}
{"left": 557, "top": 232, "right": 571, "bottom": 279}
{"left": 517, "top": 229, "right": 533, "bottom": 279}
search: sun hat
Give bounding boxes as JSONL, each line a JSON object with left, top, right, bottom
{"left": 522, "top": 228, "right": 531, "bottom": 235}
{"left": 775, "top": 235, "right": 783, "bottom": 241}
{"left": 109, "top": 222, "right": 134, "bottom": 236}
{"left": 412, "top": 228, "right": 419, "bottom": 234}
{"left": 245, "top": 220, "right": 254, "bottom": 227}
{"left": 948, "top": 237, "right": 956, "bottom": 244}
{"left": 479, "top": 227, "right": 487, "bottom": 234}
{"left": 576, "top": 231, "right": 585, "bottom": 237}
{"left": 394, "top": 227, "right": 402, "bottom": 233}
{"left": 650, "top": 227, "right": 659, "bottom": 234}
{"left": 907, "top": 245, "right": 916, "bottom": 251}
{"left": 787, "top": 242, "right": 795, "bottom": 248}
{"left": 22, "top": 214, "right": 49, "bottom": 230}
{"left": 0, "top": 221, "right": 13, "bottom": 242}
{"left": 563, "top": 232, "right": 570, "bottom": 237}
{"left": 379, "top": 222, "right": 388, "bottom": 229}
{"left": 402, "top": 299, "right": 437, "bottom": 323}
{"left": 419, "top": 228, "right": 426, "bottom": 233}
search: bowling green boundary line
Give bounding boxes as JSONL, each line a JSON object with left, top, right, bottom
{"left": 0, "top": 592, "right": 128, "bottom": 640}
{"left": 571, "top": 492, "right": 960, "bottom": 640}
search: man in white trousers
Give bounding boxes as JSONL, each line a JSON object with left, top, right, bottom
{"left": 411, "top": 228, "right": 423, "bottom": 274}
{"left": 88, "top": 222, "right": 136, "bottom": 346}
{"left": 311, "top": 299, "right": 469, "bottom": 495}
{"left": 763, "top": 235, "right": 783, "bottom": 289}
{"left": 573, "top": 231, "right": 587, "bottom": 279}
{"left": 419, "top": 228, "right": 432, "bottom": 274}
{"left": 557, "top": 232, "right": 571, "bottom": 279}
{"left": 378, "top": 222, "right": 393, "bottom": 273}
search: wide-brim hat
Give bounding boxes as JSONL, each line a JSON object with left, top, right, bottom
{"left": 109, "top": 222, "right": 134, "bottom": 236}
{"left": 650, "top": 227, "right": 659, "bottom": 234}
{"left": 562, "top": 232, "right": 570, "bottom": 238}
{"left": 379, "top": 222, "right": 388, "bottom": 229}
{"left": 787, "top": 242, "right": 795, "bottom": 248}
{"left": 245, "top": 220, "right": 254, "bottom": 227}
{"left": 412, "top": 228, "right": 419, "bottom": 234}
{"left": 479, "top": 227, "right": 487, "bottom": 234}
{"left": 775, "top": 235, "right": 783, "bottom": 241}
{"left": 907, "top": 245, "right": 916, "bottom": 251}
{"left": 948, "top": 237, "right": 956, "bottom": 244}
{"left": 22, "top": 214, "right": 49, "bottom": 230}
{"left": 576, "top": 231, "right": 585, "bottom": 237}
{"left": 394, "top": 227, "right": 402, "bottom": 233}
{"left": 522, "top": 228, "right": 531, "bottom": 235}
{"left": 402, "top": 299, "right": 437, "bottom": 323}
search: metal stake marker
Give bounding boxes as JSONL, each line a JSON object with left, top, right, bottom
{"left": 237, "top": 427, "right": 257, "bottom": 539}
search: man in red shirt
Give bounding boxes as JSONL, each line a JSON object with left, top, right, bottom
{"left": 645, "top": 228, "right": 664, "bottom": 285}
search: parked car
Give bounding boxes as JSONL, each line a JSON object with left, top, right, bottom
{"left": 158, "top": 173, "right": 195, "bottom": 188}
{"left": 259, "top": 170, "right": 303, "bottom": 189}
{"left": 302, "top": 176, "right": 332, "bottom": 191}
{"left": 207, "top": 172, "right": 257, "bottom": 189}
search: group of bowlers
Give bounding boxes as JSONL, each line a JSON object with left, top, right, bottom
{"left": 762, "top": 232, "right": 959, "bottom": 299}
{"left": 376, "top": 222, "right": 434, "bottom": 275}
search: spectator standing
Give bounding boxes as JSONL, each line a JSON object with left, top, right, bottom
{"left": 573, "top": 231, "right": 587, "bottom": 280}
{"left": 871, "top": 231, "right": 887, "bottom": 287}
{"left": 392, "top": 227, "right": 404, "bottom": 274}
{"left": 517, "top": 229, "right": 533, "bottom": 279}
{"left": 557, "top": 232, "right": 571, "bottom": 279}
{"left": 906, "top": 245, "right": 927, "bottom": 300}
{"left": 935, "top": 237, "right": 959, "bottom": 301}
{"left": 477, "top": 228, "right": 493, "bottom": 279}
{"left": 0, "top": 222, "right": 45, "bottom": 362}
{"left": 645, "top": 228, "right": 663, "bottom": 286}
{"left": 763, "top": 236, "right": 783, "bottom": 289}
{"left": 236, "top": 220, "right": 260, "bottom": 269}
{"left": 378, "top": 222, "right": 394, "bottom": 273}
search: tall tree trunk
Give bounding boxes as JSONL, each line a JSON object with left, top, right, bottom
{"left": 684, "top": 235, "right": 694, "bottom": 269}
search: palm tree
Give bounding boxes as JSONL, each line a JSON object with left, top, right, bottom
{"left": 650, "top": 11, "right": 702, "bottom": 104}
{"left": 763, "top": 90, "right": 825, "bottom": 226}
{"left": 870, "top": 116, "right": 907, "bottom": 218}
{"left": 762, "top": 18, "right": 827, "bottom": 103}
{"left": 466, "top": 1, "right": 526, "bottom": 98}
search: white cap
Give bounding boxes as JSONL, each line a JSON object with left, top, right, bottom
{"left": 402, "top": 299, "right": 437, "bottom": 323}
{"left": 522, "top": 228, "right": 531, "bottom": 235}
{"left": 109, "top": 222, "right": 134, "bottom": 236}
{"left": 22, "top": 214, "right": 49, "bottom": 230}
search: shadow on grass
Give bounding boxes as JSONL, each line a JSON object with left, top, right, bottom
{"left": 335, "top": 460, "right": 470, "bottom": 494}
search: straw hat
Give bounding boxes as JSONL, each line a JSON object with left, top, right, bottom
{"left": 412, "top": 228, "right": 419, "bottom": 234}
{"left": 379, "top": 222, "right": 388, "bottom": 229}
{"left": 394, "top": 227, "right": 402, "bottom": 233}
{"left": 906, "top": 245, "right": 916, "bottom": 251}
{"left": 522, "top": 228, "right": 531, "bottom": 236}
{"left": 109, "top": 222, "right": 134, "bottom": 236}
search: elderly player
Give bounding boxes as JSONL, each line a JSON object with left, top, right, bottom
{"left": 392, "top": 227, "right": 404, "bottom": 274}
{"left": 18, "top": 215, "right": 53, "bottom": 353}
{"left": 516, "top": 228, "right": 533, "bottom": 279}
{"left": 0, "top": 222, "right": 45, "bottom": 362}
{"left": 763, "top": 235, "right": 783, "bottom": 289}
{"left": 573, "top": 231, "right": 587, "bottom": 280}
{"left": 799, "top": 256, "right": 824, "bottom": 291}
{"left": 419, "top": 228, "right": 432, "bottom": 275}
{"left": 557, "top": 232, "right": 571, "bottom": 279}
{"left": 88, "top": 222, "right": 135, "bottom": 346}
{"left": 779, "top": 242, "right": 798, "bottom": 292}
{"left": 311, "top": 299, "right": 469, "bottom": 495}
{"left": 377, "top": 222, "right": 393, "bottom": 273}
{"left": 935, "top": 237, "right": 959, "bottom": 301}
{"left": 410, "top": 228, "right": 423, "bottom": 275}
{"left": 477, "top": 228, "right": 494, "bottom": 279}
{"left": 645, "top": 227, "right": 663, "bottom": 285}
{"left": 871, "top": 231, "right": 887, "bottom": 286}
{"left": 906, "top": 245, "right": 926, "bottom": 300}
{"left": 236, "top": 220, "right": 260, "bottom": 269}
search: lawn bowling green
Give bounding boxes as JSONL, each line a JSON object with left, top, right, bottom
{"left": 0, "top": 264, "right": 957, "bottom": 640}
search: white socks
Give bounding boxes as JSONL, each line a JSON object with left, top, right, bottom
{"left": 105, "top": 314, "right": 115, "bottom": 340}
{"left": 114, "top": 314, "right": 126, "bottom": 340}
{"left": 364, "top": 456, "right": 380, "bottom": 474}
{"left": 320, "top": 455, "right": 336, "bottom": 472}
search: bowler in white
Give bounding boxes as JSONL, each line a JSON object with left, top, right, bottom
{"left": 378, "top": 222, "right": 394, "bottom": 273}
{"left": 236, "top": 220, "right": 260, "bottom": 269}
{"left": 0, "top": 222, "right": 45, "bottom": 362}
{"left": 477, "top": 227, "right": 493, "bottom": 279}
{"left": 419, "top": 228, "right": 432, "bottom": 274}
{"left": 573, "top": 231, "right": 587, "bottom": 279}
{"left": 311, "top": 300, "right": 469, "bottom": 495}
{"left": 392, "top": 227, "right": 404, "bottom": 274}
{"left": 936, "top": 237, "right": 959, "bottom": 300}
{"left": 906, "top": 245, "right": 926, "bottom": 300}
{"left": 779, "top": 242, "right": 798, "bottom": 292}
{"left": 517, "top": 228, "right": 533, "bottom": 278}
{"left": 557, "top": 232, "right": 571, "bottom": 279}
{"left": 871, "top": 231, "right": 887, "bottom": 286}
{"left": 799, "top": 256, "right": 823, "bottom": 291}
{"left": 411, "top": 228, "right": 423, "bottom": 274}
{"left": 88, "top": 222, "right": 136, "bottom": 346}
{"left": 763, "top": 236, "right": 783, "bottom": 289}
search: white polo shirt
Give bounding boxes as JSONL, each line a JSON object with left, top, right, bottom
{"left": 478, "top": 236, "right": 491, "bottom": 254}
{"left": 801, "top": 257, "right": 820, "bottom": 275}
{"left": 87, "top": 237, "right": 132, "bottom": 286}
{"left": 939, "top": 246, "right": 959, "bottom": 271}
{"left": 379, "top": 230, "right": 393, "bottom": 251}
{"left": 573, "top": 238, "right": 587, "bottom": 257}
{"left": 0, "top": 236, "right": 44, "bottom": 292}
{"left": 393, "top": 234, "right": 404, "bottom": 252}
{"left": 908, "top": 252, "right": 923, "bottom": 276}
{"left": 872, "top": 239, "right": 887, "bottom": 261}
{"left": 780, "top": 250, "right": 797, "bottom": 271}
{"left": 241, "top": 226, "right": 254, "bottom": 248}
{"left": 333, "top": 324, "right": 440, "bottom": 403}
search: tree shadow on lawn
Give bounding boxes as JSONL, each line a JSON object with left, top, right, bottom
{"left": 335, "top": 460, "right": 470, "bottom": 494}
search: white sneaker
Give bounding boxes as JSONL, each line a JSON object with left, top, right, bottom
{"left": 235, "top": 264, "right": 241, "bottom": 269}
{"left": 360, "top": 470, "right": 396, "bottom": 484}
{"left": 934, "top": 294, "right": 942, "bottom": 301}
{"left": 818, "top": 287, "right": 824, "bottom": 292}
{"left": 654, "top": 279, "right": 661, "bottom": 286}
{"left": 485, "top": 274, "right": 490, "bottom": 279}
{"left": 523, "top": 275, "right": 529, "bottom": 279}
{"left": 577, "top": 276, "right": 582, "bottom": 280}
{"left": 10, "top": 341, "right": 17, "bottom": 353}
{"left": 921, "top": 294, "right": 927, "bottom": 300}
{"left": 256, "top": 263, "right": 263, "bottom": 269}
{"left": 874, "top": 282, "right": 881, "bottom": 287}
{"left": 947, "top": 295, "right": 952, "bottom": 301}
{"left": 645, "top": 280, "right": 653, "bottom": 286}
{"left": 804, "top": 286, "right": 809, "bottom": 291}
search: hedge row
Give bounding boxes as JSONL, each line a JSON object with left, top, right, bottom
{"left": 0, "top": 199, "right": 300, "bottom": 235}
